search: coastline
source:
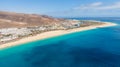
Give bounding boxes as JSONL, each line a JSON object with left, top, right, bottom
{"left": 0, "top": 22, "right": 117, "bottom": 49}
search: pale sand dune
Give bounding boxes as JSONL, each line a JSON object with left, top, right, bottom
{"left": 0, "top": 22, "right": 117, "bottom": 49}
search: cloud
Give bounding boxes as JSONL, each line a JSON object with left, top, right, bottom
{"left": 46, "top": 2, "right": 120, "bottom": 17}
{"left": 90, "top": 2, "right": 103, "bottom": 7}
{"left": 74, "top": 2, "right": 120, "bottom": 10}
{"left": 74, "top": 2, "right": 103, "bottom": 10}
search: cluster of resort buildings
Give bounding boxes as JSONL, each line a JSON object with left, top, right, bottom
{"left": 0, "top": 20, "right": 82, "bottom": 43}
{"left": 0, "top": 19, "right": 103, "bottom": 44}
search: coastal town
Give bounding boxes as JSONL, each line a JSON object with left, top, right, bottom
{"left": 0, "top": 19, "right": 104, "bottom": 44}
{"left": 0, "top": 11, "right": 116, "bottom": 46}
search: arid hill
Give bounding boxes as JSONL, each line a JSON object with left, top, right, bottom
{"left": 0, "top": 11, "right": 64, "bottom": 28}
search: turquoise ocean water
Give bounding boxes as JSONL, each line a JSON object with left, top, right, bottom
{"left": 0, "top": 17, "right": 120, "bottom": 67}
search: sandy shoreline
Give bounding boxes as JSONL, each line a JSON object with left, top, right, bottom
{"left": 0, "top": 22, "right": 117, "bottom": 49}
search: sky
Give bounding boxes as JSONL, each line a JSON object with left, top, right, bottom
{"left": 0, "top": 0, "right": 120, "bottom": 17}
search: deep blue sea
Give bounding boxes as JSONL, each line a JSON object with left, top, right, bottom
{"left": 0, "top": 17, "right": 120, "bottom": 67}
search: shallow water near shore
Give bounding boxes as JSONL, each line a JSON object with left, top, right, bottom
{"left": 0, "top": 18, "right": 120, "bottom": 67}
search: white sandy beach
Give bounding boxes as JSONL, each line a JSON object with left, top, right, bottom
{"left": 0, "top": 22, "right": 117, "bottom": 49}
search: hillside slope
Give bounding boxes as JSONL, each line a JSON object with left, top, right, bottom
{"left": 0, "top": 11, "right": 64, "bottom": 28}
